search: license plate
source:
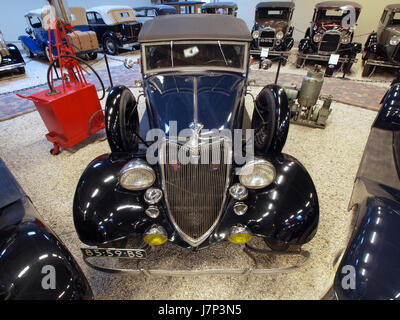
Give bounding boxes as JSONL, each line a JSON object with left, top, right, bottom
{"left": 81, "top": 248, "right": 146, "bottom": 259}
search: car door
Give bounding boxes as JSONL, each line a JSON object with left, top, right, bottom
{"left": 86, "top": 12, "right": 103, "bottom": 42}
{"left": 28, "top": 15, "right": 48, "bottom": 47}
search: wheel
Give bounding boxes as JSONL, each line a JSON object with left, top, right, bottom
{"left": 50, "top": 145, "right": 60, "bottom": 155}
{"left": 296, "top": 56, "right": 305, "bottom": 68}
{"left": 21, "top": 42, "right": 34, "bottom": 58}
{"left": 86, "top": 52, "right": 98, "bottom": 60}
{"left": 362, "top": 52, "right": 376, "bottom": 77}
{"left": 103, "top": 37, "right": 119, "bottom": 55}
{"left": 264, "top": 238, "right": 290, "bottom": 252}
{"left": 343, "top": 62, "right": 353, "bottom": 74}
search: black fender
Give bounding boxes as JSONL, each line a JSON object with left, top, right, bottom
{"left": 298, "top": 38, "right": 312, "bottom": 53}
{"left": 6, "top": 44, "right": 24, "bottom": 64}
{"left": 374, "top": 83, "right": 400, "bottom": 130}
{"left": 365, "top": 43, "right": 386, "bottom": 59}
{"left": 252, "top": 85, "right": 290, "bottom": 156}
{"left": 334, "top": 196, "right": 400, "bottom": 300}
{"left": 287, "top": 26, "right": 294, "bottom": 38}
{"left": 364, "top": 32, "right": 377, "bottom": 50}
{"left": 105, "top": 85, "right": 140, "bottom": 153}
{"left": 0, "top": 159, "right": 92, "bottom": 300}
{"left": 216, "top": 154, "right": 319, "bottom": 245}
{"left": 283, "top": 37, "right": 294, "bottom": 51}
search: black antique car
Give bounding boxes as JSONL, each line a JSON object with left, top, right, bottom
{"left": 73, "top": 15, "right": 319, "bottom": 272}
{"left": 362, "top": 5, "right": 400, "bottom": 77}
{"left": 0, "top": 158, "right": 92, "bottom": 300}
{"left": 0, "top": 29, "right": 25, "bottom": 75}
{"left": 86, "top": 5, "right": 142, "bottom": 55}
{"left": 297, "top": 1, "right": 362, "bottom": 73}
{"left": 201, "top": 2, "right": 238, "bottom": 16}
{"left": 133, "top": 5, "right": 177, "bottom": 24}
{"left": 250, "top": 2, "right": 295, "bottom": 63}
{"left": 326, "top": 81, "right": 400, "bottom": 300}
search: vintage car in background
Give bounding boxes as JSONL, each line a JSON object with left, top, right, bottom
{"left": 297, "top": 1, "right": 362, "bottom": 74}
{"left": 201, "top": 2, "right": 238, "bottom": 16}
{"left": 133, "top": 5, "right": 177, "bottom": 24}
{"left": 73, "top": 15, "right": 319, "bottom": 272}
{"left": 250, "top": 2, "right": 295, "bottom": 64}
{"left": 362, "top": 5, "right": 400, "bottom": 77}
{"left": 19, "top": 7, "right": 99, "bottom": 61}
{"left": 0, "top": 29, "right": 25, "bottom": 75}
{"left": 164, "top": 1, "right": 205, "bottom": 15}
{"left": 0, "top": 158, "right": 92, "bottom": 300}
{"left": 325, "top": 82, "right": 400, "bottom": 300}
{"left": 86, "top": 5, "right": 142, "bottom": 55}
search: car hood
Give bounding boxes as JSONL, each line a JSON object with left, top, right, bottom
{"left": 386, "top": 26, "right": 400, "bottom": 36}
{"left": 258, "top": 19, "right": 289, "bottom": 33}
{"left": 144, "top": 73, "right": 246, "bottom": 135}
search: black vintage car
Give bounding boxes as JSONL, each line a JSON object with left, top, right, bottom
{"left": 0, "top": 29, "right": 25, "bottom": 75}
{"left": 326, "top": 81, "right": 400, "bottom": 300}
{"left": 133, "top": 5, "right": 177, "bottom": 25}
{"left": 0, "top": 158, "right": 92, "bottom": 300}
{"left": 297, "top": 1, "right": 362, "bottom": 73}
{"left": 73, "top": 15, "right": 319, "bottom": 272}
{"left": 363, "top": 5, "right": 400, "bottom": 77}
{"left": 250, "top": 2, "right": 295, "bottom": 63}
{"left": 201, "top": 2, "right": 238, "bottom": 16}
{"left": 86, "top": 5, "right": 142, "bottom": 55}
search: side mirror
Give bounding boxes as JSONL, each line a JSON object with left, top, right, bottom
{"left": 124, "top": 57, "right": 135, "bottom": 69}
{"left": 25, "top": 27, "right": 33, "bottom": 35}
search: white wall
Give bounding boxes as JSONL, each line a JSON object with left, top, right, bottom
{"left": 0, "top": 0, "right": 151, "bottom": 43}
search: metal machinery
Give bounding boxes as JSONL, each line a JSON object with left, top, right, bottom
{"left": 17, "top": 0, "right": 105, "bottom": 155}
{"left": 283, "top": 65, "right": 333, "bottom": 128}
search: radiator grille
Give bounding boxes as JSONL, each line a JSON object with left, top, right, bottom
{"left": 161, "top": 139, "right": 230, "bottom": 246}
{"left": 319, "top": 32, "right": 341, "bottom": 54}
{"left": 259, "top": 29, "right": 276, "bottom": 48}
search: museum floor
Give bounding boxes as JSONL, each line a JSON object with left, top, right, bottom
{"left": 0, "top": 50, "right": 385, "bottom": 299}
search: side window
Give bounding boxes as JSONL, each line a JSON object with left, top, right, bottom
{"left": 86, "top": 12, "right": 96, "bottom": 24}
{"left": 134, "top": 9, "right": 146, "bottom": 17}
{"left": 29, "top": 16, "right": 42, "bottom": 28}
{"left": 95, "top": 13, "right": 105, "bottom": 24}
{"left": 147, "top": 9, "right": 156, "bottom": 17}
{"left": 381, "top": 10, "right": 388, "bottom": 24}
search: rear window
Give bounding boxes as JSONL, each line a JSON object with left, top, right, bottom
{"left": 120, "top": 11, "right": 130, "bottom": 18}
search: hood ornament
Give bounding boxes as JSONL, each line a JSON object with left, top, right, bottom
{"left": 187, "top": 122, "right": 204, "bottom": 161}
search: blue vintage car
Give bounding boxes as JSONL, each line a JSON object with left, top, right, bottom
{"left": 330, "top": 81, "right": 400, "bottom": 300}
{"left": 19, "top": 7, "right": 97, "bottom": 61}
{"left": 72, "top": 15, "right": 319, "bottom": 273}
{"left": 0, "top": 158, "right": 92, "bottom": 300}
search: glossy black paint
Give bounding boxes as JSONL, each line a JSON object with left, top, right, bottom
{"left": 333, "top": 83, "right": 400, "bottom": 300}
{"left": 0, "top": 159, "right": 92, "bottom": 300}
{"left": 0, "top": 44, "right": 25, "bottom": 72}
{"left": 73, "top": 152, "right": 318, "bottom": 249}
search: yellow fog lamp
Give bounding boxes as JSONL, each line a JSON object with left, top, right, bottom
{"left": 143, "top": 225, "right": 168, "bottom": 246}
{"left": 228, "top": 225, "right": 252, "bottom": 244}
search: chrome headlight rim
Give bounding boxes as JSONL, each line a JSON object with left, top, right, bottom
{"left": 252, "top": 30, "right": 260, "bottom": 39}
{"left": 276, "top": 31, "right": 284, "bottom": 40}
{"left": 119, "top": 159, "right": 156, "bottom": 191}
{"left": 313, "top": 33, "right": 323, "bottom": 43}
{"left": 238, "top": 159, "right": 276, "bottom": 190}
{"left": 144, "top": 187, "right": 163, "bottom": 205}
{"left": 341, "top": 34, "right": 351, "bottom": 44}
{"left": 229, "top": 183, "right": 248, "bottom": 201}
{"left": 390, "top": 35, "right": 400, "bottom": 46}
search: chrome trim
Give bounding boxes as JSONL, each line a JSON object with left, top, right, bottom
{"left": 160, "top": 136, "right": 232, "bottom": 247}
{"left": 258, "top": 27, "right": 276, "bottom": 48}
{"left": 230, "top": 224, "right": 251, "bottom": 237}
{"left": 238, "top": 159, "right": 276, "bottom": 190}
{"left": 119, "top": 158, "right": 156, "bottom": 191}
{"left": 318, "top": 30, "right": 342, "bottom": 55}
{"left": 144, "top": 225, "right": 167, "bottom": 238}
{"left": 145, "top": 206, "right": 160, "bottom": 218}
{"left": 229, "top": 183, "right": 248, "bottom": 201}
{"left": 0, "top": 62, "right": 25, "bottom": 72}
{"left": 144, "top": 188, "right": 163, "bottom": 205}
{"left": 233, "top": 202, "right": 248, "bottom": 216}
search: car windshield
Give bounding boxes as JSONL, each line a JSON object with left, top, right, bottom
{"left": 144, "top": 41, "right": 247, "bottom": 73}
{"left": 317, "top": 9, "right": 348, "bottom": 22}
{"left": 390, "top": 12, "right": 400, "bottom": 25}
{"left": 257, "top": 8, "right": 289, "bottom": 20}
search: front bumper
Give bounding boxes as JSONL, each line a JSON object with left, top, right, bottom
{"left": 0, "top": 62, "right": 25, "bottom": 72}
{"left": 250, "top": 49, "right": 291, "bottom": 57}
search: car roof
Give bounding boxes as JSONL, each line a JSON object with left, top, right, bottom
{"left": 385, "top": 4, "right": 400, "bottom": 12}
{"left": 25, "top": 8, "right": 45, "bottom": 17}
{"left": 134, "top": 5, "right": 176, "bottom": 10}
{"left": 202, "top": 2, "right": 238, "bottom": 9}
{"left": 256, "top": 2, "right": 295, "bottom": 9}
{"left": 315, "top": 1, "right": 362, "bottom": 10}
{"left": 139, "top": 14, "right": 251, "bottom": 43}
{"left": 87, "top": 5, "right": 133, "bottom": 15}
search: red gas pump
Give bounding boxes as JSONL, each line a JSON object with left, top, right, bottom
{"left": 17, "top": 1, "right": 105, "bottom": 155}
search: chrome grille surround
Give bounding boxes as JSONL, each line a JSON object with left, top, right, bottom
{"left": 258, "top": 27, "right": 276, "bottom": 48}
{"left": 318, "top": 30, "right": 342, "bottom": 55}
{"left": 159, "top": 136, "right": 232, "bottom": 247}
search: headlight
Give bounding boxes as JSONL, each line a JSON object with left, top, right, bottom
{"left": 276, "top": 31, "right": 284, "bottom": 40}
{"left": 252, "top": 30, "right": 260, "bottom": 39}
{"left": 238, "top": 159, "right": 276, "bottom": 190}
{"left": 144, "top": 188, "right": 163, "bottom": 204}
{"left": 119, "top": 159, "right": 156, "bottom": 191}
{"left": 390, "top": 35, "right": 400, "bottom": 46}
{"left": 313, "top": 33, "right": 323, "bottom": 43}
{"left": 342, "top": 34, "right": 351, "bottom": 44}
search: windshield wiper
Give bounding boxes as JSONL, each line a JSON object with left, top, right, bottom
{"left": 218, "top": 41, "right": 228, "bottom": 66}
